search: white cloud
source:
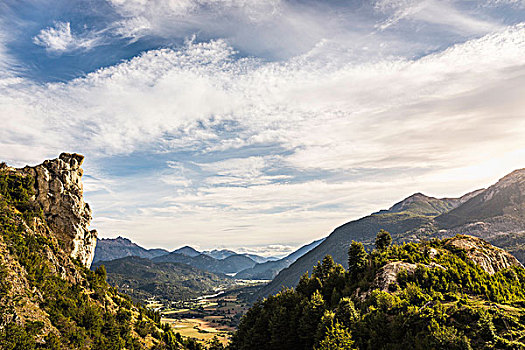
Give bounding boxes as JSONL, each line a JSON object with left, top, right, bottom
{"left": 484, "top": 0, "right": 525, "bottom": 7}
{"left": 194, "top": 156, "right": 291, "bottom": 186}
{"left": 375, "top": 0, "right": 501, "bottom": 33}
{"left": 236, "top": 245, "right": 295, "bottom": 258}
{"left": 33, "top": 22, "right": 103, "bottom": 54}
{"left": 2, "top": 22, "right": 525, "bottom": 249}
{"left": 107, "top": 0, "right": 353, "bottom": 59}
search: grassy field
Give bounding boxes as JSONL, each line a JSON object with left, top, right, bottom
{"left": 162, "top": 317, "right": 232, "bottom": 346}
{"left": 156, "top": 283, "right": 264, "bottom": 346}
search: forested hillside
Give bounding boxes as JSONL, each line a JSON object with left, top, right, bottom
{"left": 0, "top": 156, "right": 208, "bottom": 349}
{"left": 92, "top": 256, "right": 234, "bottom": 302}
{"left": 231, "top": 232, "right": 525, "bottom": 350}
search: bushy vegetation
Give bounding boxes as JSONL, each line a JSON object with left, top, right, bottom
{"left": 230, "top": 230, "right": 525, "bottom": 350}
{"left": 0, "top": 172, "right": 43, "bottom": 222}
{"left": 0, "top": 171, "right": 211, "bottom": 349}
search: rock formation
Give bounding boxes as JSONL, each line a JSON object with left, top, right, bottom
{"left": 445, "top": 235, "right": 522, "bottom": 274}
{"left": 18, "top": 153, "right": 97, "bottom": 267}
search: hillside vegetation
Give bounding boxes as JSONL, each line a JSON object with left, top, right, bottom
{"left": 0, "top": 166, "right": 210, "bottom": 349}
{"left": 231, "top": 231, "right": 525, "bottom": 350}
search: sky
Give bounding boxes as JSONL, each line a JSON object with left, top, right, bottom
{"left": 1, "top": 0, "right": 525, "bottom": 256}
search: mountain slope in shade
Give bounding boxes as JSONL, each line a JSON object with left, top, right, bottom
{"left": 241, "top": 253, "right": 274, "bottom": 264}
{"left": 152, "top": 250, "right": 257, "bottom": 274}
{"left": 436, "top": 169, "right": 525, "bottom": 229}
{"left": 257, "top": 169, "right": 525, "bottom": 299}
{"left": 235, "top": 238, "right": 325, "bottom": 280}
{"left": 93, "top": 236, "right": 168, "bottom": 263}
{"left": 203, "top": 249, "right": 272, "bottom": 263}
{"left": 92, "top": 256, "right": 233, "bottom": 302}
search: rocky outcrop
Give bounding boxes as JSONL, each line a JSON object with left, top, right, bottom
{"left": 371, "top": 257, "right": 444, "bottom": 293}
{"left": 373, "top": 261, "right": 418, "bottom": 292}
{"left": 445, "top": 235, "right": 522, "bottom": 275}
{"left": 18, "top": 153, "right": 97, "bottom": 267}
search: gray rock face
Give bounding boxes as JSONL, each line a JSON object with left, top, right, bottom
{"left": 445, "top": 235, "right": 522, "bottom": 275}
{"left": 20, "top": 153, "right": 97, "bottom": 267}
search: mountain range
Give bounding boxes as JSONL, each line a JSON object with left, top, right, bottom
{"left": 256, "top": 168, "right": 525, "bottom": 299}
{"left": 235, "top": 238, "right": 325, "bottom": 280}
{"left": 94, "top": 236, "right": 321, "bottom": 278}
{"left": 93, "top": 236, "right": 169, "bottom": 262}
{"left": 94, "top": 239, "right": 271, "bottom": 274}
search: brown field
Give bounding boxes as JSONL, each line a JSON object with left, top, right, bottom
{"left": 162, "top": 317, "right": 232, "bottom": 346}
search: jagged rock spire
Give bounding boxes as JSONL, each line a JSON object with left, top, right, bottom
{"left": 19, "top": 153, "right": 97, "bottom": 267}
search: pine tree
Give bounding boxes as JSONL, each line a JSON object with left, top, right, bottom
{"left": 347, "top": 241, "right": 367, "bottom": 279}
{"left": 375, "top": 229, "right": 392, "bottom": 251}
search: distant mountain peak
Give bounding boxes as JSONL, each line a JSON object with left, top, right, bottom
{"left": 384, "top": 192, "right": 457, "bottom": 216}
{"left": 490, "top": 168, "right": 525, "bottom": 191}
{"left": 93, "top": 237, "right": 168, "bottom": 263}
{"left": 115, "top": 236, "right": 133, "bottom": 243}
{"left": 203, "top": 249, "right": 238, "bottom": 260}
{"left": 172, "top": 246, "right": 201, "bottom": 257}
{"left": 389, "top": 192, "right": 431, "bottom": 208}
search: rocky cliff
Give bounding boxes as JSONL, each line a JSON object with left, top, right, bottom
{"left": 3, "top": 153, "right": 97, "bottom": 267}
{"left": 0, "top": 155, "right": 189, "bottom": 349}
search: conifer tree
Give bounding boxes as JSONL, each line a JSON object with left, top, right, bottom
{"left": 375, "top": 229, "right": 392, "bottom": 251}
{"left": 347, "top": 241, "right": 367, "bottom": 278}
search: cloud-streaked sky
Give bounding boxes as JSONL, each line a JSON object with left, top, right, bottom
{"left": 1, "top": 0, "right": 525, "bottom": 255}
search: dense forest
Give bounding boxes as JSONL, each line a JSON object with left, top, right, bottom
{"left": 230, "top": 230, "right": 525, "bottom": 350}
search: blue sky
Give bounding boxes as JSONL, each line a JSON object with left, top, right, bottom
{"left": 1, "top": 0, "right": 525, "bottom": 255}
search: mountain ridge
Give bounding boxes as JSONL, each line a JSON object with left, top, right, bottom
{"left": 93, "top": 236, "right": 168, "bottom": 263}
{"left": 231, "top": 235, "right": 525, "bottom": 350}
{"left": 257, "top": 168, "right": 525, "bottom": 299}
{"left": 235, "top": 238, "right": 325, "bottom": 280}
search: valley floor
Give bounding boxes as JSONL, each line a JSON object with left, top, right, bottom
{"left": 147, "top": 280, "right": 267, "bottom": 346}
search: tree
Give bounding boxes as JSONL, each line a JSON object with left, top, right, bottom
{"left": 315, "top": 321, "right": 356, "bottom": 350}
{"left": 375, "top": 230, "right": 392, "bottom": 251}
{"left": 335, "top": 298, "right": 359, "bottom": 329}
{"left": 347, "top": 241, "right": 367, "bottom": 278}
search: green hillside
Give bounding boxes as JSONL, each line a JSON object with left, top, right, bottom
{"left": 93, "top": 256, "right": 234, "bottom": 302}
{"left": 231, "top": 233, "right": 525, "bottom": 350}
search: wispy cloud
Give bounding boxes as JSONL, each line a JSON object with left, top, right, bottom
{"left": 1, "top": 0, "right": 525, "bottom": 250}
{"left": 375, "top": 0, "right": 502, "bottom": 33}
{"left": 33, "top": 21, "right": 104, "bottom": 54}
